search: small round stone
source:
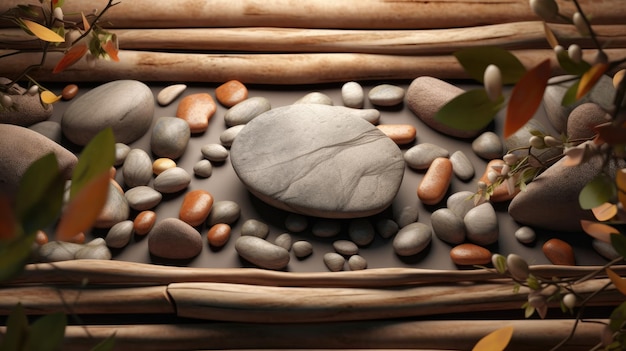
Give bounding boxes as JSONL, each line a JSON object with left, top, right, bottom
{"left": 235, "top": 236, "right": 290, "bottom": 270}
{"left": 464, "top": 202, "right": 499, "bottom": 246}
{"left": 368, "top": 84, "right": 405, "bottom": 106}
{"left": 348, "top": 255, "right": 368, "bottom": 270}
{"left": 514, "top": 226, "right": 536, "bottom": 244}
{"left": 201, "top": 143, "right": 229, "bottom": 162}
{"left": 125, "top": 186, "right": 163, "bottom": 211}
{"left": 215, "top": 80, "right": 248, "bottom": 107}
{"left": 134, "top": 210, "right": 156, "bottom": 236}
{"left": 449, "top": 243, "right": 492, "bottom": 266}
{"left": 323, "top": 252, "right": 345, "bottom": 272}
{"left": 179, "top": 189, "right": 214, "bottom": 227}
{"left": 274, "top": 233, "right": 293, "bottom": 251}
{"left": 206, "top": 200, "right": 241, "bottom": 226}
{"left": 449, "top": 150, "right": 475, "bottom": 181}
{"left": 333, "top": 240, "right": 359, "bottom": 256}
{"left": 292, "top": 240, "right": 313, "bottom": 258}
{"left": 193, "top": 159, "right": 213, "bottom": 178}
{"left": 61, "top": 84, "right": 78, "bottom": 100}
{"left": 153, "top": 167, "right": 191, "bottom": 193}
{"left": 105, "top": 220, "right": 134, "bottom": 248}
{"left": 375, "top": 218, "right": 399, "bottom": 239}
{"left": 404, "top": 143, "right": 449, "bottom": 170}
{"left": 148, "top": 218, "right": 203, "bottom": 260}
{"left": 157, "top": 84, "right": 186, "bottom": 106}
{"left": 207, "top": 223, "right": 231, "bottom": 248}
{"left": 152, "top": 158, "right": 176, "bottom": 175}
{"left": 240, "top": 218, "right": 270, "bottom": 239}
{"left": 224, "top": 96, "right": 271, "bottom": 127}
{"left": 348, "top": 218, "right": 375, "bottom": 246}
{"left": 312, "top": 219, "right": 342, "bottom": 238}
{"left": 431, "top": 208, "right": 466, "bottom": 245}
{"left": 393, "top": 205, "right": 419, "bottom": 229}
{"left": 392, "top": 222, "right": 432, "bottom": 256}
{"left": 220, "top": 124, "right": 246, "bottom": 147}
{"left": 122, "top": 148, "right": 153, "bottom": 188}
{"left": 472, "top": 131, "right": 504, "bottom": 160}
{"left": 294, "top": 92, "right": 333, "bottom": 105}
{"left": 114, "top": 143, "right": 131, "bottom": 167}
{"left": 284, "top": 213, "right": 308, "bottom": 233}
{"left": 542, "top": 238, "right": 576, "bottom": 265}
{"left": 150, "top": 116, "right": 191, "bottom": 159}
{"left": 341, "top": 81, "right": 364, "bottom": 108}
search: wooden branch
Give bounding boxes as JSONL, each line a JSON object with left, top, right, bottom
{"left": 1, "top": 48, "right": 625, "bottom": 84}
{"left": 17, "top": 319, "right": 605, "bottom": 351}
{"left": 8, "top": 259, "right": 626, "bottom": 288}
{"left": 0, "top": 0, "right": 623, "bottom": 29}
{"left": 2, "top": 22, "right": 625, "bottom": 54}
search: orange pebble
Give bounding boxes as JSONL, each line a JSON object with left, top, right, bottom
{"left": 215, "top": 80, "right": 248, "bottom": 107}
{"left": 179, "top": 189, "right": 214, "bottom": 227}
{"left": 417, "top": 157, "right": 452, "bottom": 205}
{"left": 543, "top": 238, "right": 576, "bottom": 265}
{"left": 376, "top": 124, "right": 416, "bottom": 145}
{"left": 61, "top": 84, "right": 78, "bottom": 100}
{"left": 207, "top": 223, "right": 231, "bottom": 247}
{"left": 176, "top": 93, "right": 216, "bottom": 133}
{"left": 35, "top": 230, "right": 49, "bottom": 245}
{"left": 134, "top": 210, "right": 157, "bottom": 235}
{"left": 450, "top": 243, "right": 492, "bottom": 266}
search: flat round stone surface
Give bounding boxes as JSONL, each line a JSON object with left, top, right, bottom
{"left": 230, "top": 104, "right": 404, "bottom": 218}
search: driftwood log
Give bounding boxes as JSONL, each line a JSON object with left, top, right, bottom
{"left": 0, "top": 0, "right": 624, "bottom": 29}
{"left": 2, "top": 22, "right": 625, "bottom": 54}
{"left": 1, "top": 48, "right": 625, "bottom": 84}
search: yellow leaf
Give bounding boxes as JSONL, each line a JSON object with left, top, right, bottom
{"left": 607, "top": 268, "right": 626, "bottom": 295}
{"left": 472, "top": 326, "right": 514, "bottom": 351}
{"left": 591, "top": 202, "right": 618, "bottom": 222}
{"left": 40, "top": 90, "right": 61, "bottom": 104}
{"left": 581, "top": 219, "right": 619, "bottom": 243}
{"left": 504, "top": 59, "right": 551, "bottom": 138}
{"left": 22, "top": 19, "right": 65, "bottom": 43}
{"left": 55, "top": 172, "right": 109, "bottom": 241}
{"left": 577, "top": 63, "right": 609, "bottom": 99}
{"left": 617, "top": 168, "right": 626, "bottom": 210}
{"left": 81, "top": 11, "right": 90, "bottom": 31}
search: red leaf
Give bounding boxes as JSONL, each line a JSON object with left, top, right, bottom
{"left": 53, "top": 43, "right": 88, "bottom": 74}
{"left": 102, "top": 39, "right": 119, "bottom": 62}
{"left": 504, "top": 59, "right": 551, "bottom": 138}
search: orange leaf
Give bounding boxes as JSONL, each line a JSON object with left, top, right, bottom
{"left": 53, "top": 43, "right": 88, "bottom": 74}
{"left": 81, "top": 11, "right": 90, "bottom": 31}
{"left": 102, "top": 39, "right": 119, "bottom": 62}
{"left": 472, "top": 325, "right": 514, "bottom": 351}
{"left": 607, "top": 268, "right": 626, "bottom": 295}
{"left": 55, "top": 172, "right": 109, "bottom": 241}
{"left": 577, "top": 63, "right": 609, "bottom": 99}
{"left": 22, "top": 19, "right": 65, "bottom": 43}
{"left": 591, "top": 202, "right": 618, "bottom": 222}
{"left": 0, "top": 196, "right": 17, "bottom": 240}
{"left": 581, "top": 219, "right": 619, "bottom": 243}
{"left": 504, "top": 59, "right": 551, "bottom": 138}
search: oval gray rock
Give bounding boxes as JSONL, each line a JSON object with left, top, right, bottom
{"left": 292, "top": 240, "right": 313, "bottom": 258}
{"left": 224, "top": 96, "right": 271, "bottom": 127}
{"left": 193, "top": 159, "right": 213, "bottom": 178}
{"left": 122, "top": 148, "right": 153, "bottom": 188}
{"left": 284, "top": 213, "right": 308, "bottom": 233}
{"left": 514, "top": 226, "right": 536, "bottom": 244}
{"left": 431, "top": 208, "right": 466, "bottom": 245}
{"left": 333, "top": 240, "right": 359, "bottom": 256}
{"left": 348, "top": 255, "right": 368, "bottom": 270}
{"left": 148, "top": 218, "right": 203, "bottom": 259}
{"left": 150, "top": 116, "right": 190, "bottom": 159}
{"left": 393, "top": 205, "right": 420, "bottom": 229}
{"left": 392, "top": 222, "right": 432, "bottom": 256}
{"left": 323, "top": 252, "right": 345, "bottom": 271}
{"left": 450, "top": 150, "right": 475, "bottom": 181}
{"left": 471, "top": 131, "right": 503, "bottom": 160}
{"left": 105, "top": 220, "right": 134, "bottom": 248}
{"left": 240, "top": 218, "right": 270, "bottom": 239}
{"left": 566, "top": 103, "right": 610, "bottom": 140}
{"left": 274, "top": 233, "right": 293, "bottom": 251}
{"left": 62, "top": 80, "right": 154, "bottom": 145}
{"left": 235, "top": 236, "right": 290, "bottom": 270}
{"left": 404, "top": 143, "right": 449, "bottom": 170}
{"left": 153, "top": 167, "right": 191, "bottom": 193}
{"left": 375, "top": 218, "right": 399, "bottom": 239}
{"left": 201, "top": 143, "right": 229, "bottom": 162}
{"left": 220, "top": 124, "right": 246, "bottom": 147}
{"left": 464, "top": 202, "right": 498, "bottom": 245}
{"left": 206, "top": 200, "right": 241, "bottom": 226}
{"left": 348, "top": 218, "right": 375, "bottom": 246}
{"left": 125, "top": 186, "right": 162, "bottom": 211}
{"left": 230, "top": 104, "right": 405, "bottom": 218}
{"left": 368, "top": 84, "right": 405, "bottom": 106}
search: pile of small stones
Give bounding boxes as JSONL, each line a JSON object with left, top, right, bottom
{"left": 1, "top": 74, "right": 620, "bottom": 271}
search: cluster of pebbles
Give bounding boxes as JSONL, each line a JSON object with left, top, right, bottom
{"left": 0, "top": 74, "right": 621, "bottom": 271}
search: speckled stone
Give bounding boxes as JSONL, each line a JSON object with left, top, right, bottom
{"left": 62, "top": 80, "right": 154, "bottom": 145}
{"left": 542, "top": 238, "right": 576, "bottom": 265}
{"left": 450, "top": 243, "right": 491, "bottom": 266}
{"left": 224, "top": 96, "right": 271, "bottom": 127}
{"left": 176, "top": 93, "right": 217, "bottom": 133}
{"left": 148, "top": 218, "right": 203, "bottom": 260}
{"left": 406, "top": 76, "right": 481, "bottom": 138}
{"left": 566, "top": 103, "right": 610, "bottom": 140}
{"left": 0, "top": 78, "right": 53, "bottom": 126}
{"left": 235, "top": 235, "right": 290, "bottom": 270}
{"left": 150, "top": 116, "right": 191, "bottom": 159}
{"left": 392, "top": 222, "right": 432, "bottom": 256}
{"left": 230, "top": 104, "right": 404, "bottom": 218}
{"left": 215, "top": 80, "right": 248, "bottom": 107}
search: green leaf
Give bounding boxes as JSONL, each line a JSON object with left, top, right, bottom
{"left": 0, "top": 232, "right": 35, "bottom": 282}
{"left": 561, "top": 80, "right": 581, "bottom": 106}
{"left": 610, "top": 233, "right": 626, "bottom": 260}
{"left": 15, "top": 153, "right": 64, "bottom": 235}
{"left": 555, "top": 48, "right": 591, "bottom": 76}
{"left": 434, "top": 89, "right": 504, "bottom": 131}
{"left": 0, "top": 304, "right": 29, "bottom": 351}
{"left": 25, "top": 312, "right": 66, "bottom": 351}
{"left": 579, "top": 173, "right": 617, "bottom": 210}
{"left": 454, "top": 47, "right": 527, "bottom": 84}
{"left": 90, "top": 334, "right": 116, "bottom": 351}
{"left": 610, "top": 301, "right": 626, "bottom": 332}
{"left": 70, "top": 128, "right": 115, "bottom": 199}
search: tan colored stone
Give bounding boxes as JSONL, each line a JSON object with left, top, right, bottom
{"left": 153, "top": 158, "right": 176, "bottom": 175}
{"left": 176, "top": 93, "right": 216, "bottom": 133}
{"left": 376, "top": 124, "right": 416, "bottom": 145}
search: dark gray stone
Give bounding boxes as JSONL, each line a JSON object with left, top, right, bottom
{"left": 148, "top": 218, "right": 203, "bottom": 259}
